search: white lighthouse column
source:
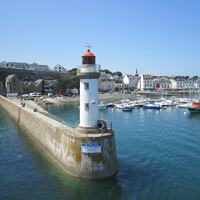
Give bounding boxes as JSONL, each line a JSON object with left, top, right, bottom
{"left": 79, "top": 78, "right": 99, "bottom": 127}
{"left": 76, "top": 49, "right": 101, "bottom": 134}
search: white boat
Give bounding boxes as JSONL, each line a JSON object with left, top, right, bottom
{"left": 176, "top": 102, "right": 192, "bottom": 108}
{"left": 115, "top": 103, "right": 123, "bottom": 109}
{"left": 143, "top": 103, "right": 160, "bottom": 109}
{"left": 123, "top": 103, "right": 135, "bottom": 109}
{"left": 99, "top": 102, "right": 107, "bottom": 110}
{"left": 106, "top": 103, "right": 115, "bottom": 108}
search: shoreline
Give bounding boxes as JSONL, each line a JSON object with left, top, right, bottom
{"left": 43, "top": 90, "right": 195, "bottom": 104}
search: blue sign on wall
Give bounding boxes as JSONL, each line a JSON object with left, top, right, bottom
{"left": 82, "top": 143, "right": 101, "bottom": 154}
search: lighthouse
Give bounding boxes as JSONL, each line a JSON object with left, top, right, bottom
{"left": 75, "top": 47, "right": 118, "bottom": 180}
{"left": 77, "top": 48, "right": 100, "bottom": 133}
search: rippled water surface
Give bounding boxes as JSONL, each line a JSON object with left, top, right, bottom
{"left": 1, "top": 100, "right": 200, "bottom": 200}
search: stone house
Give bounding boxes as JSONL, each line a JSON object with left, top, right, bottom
{"left": 5, "top": 74, "right": 44, "bottom": 94}
{"left": 5, "top": 74, "right": 21, "bottom": 93}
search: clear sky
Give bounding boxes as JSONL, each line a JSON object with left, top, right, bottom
{"left": 0, "top": 0, "right": 200, "bottom": 77}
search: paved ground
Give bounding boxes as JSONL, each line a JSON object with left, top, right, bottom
{"left": 11, "top": 98, "right": 49, "bottom": 114}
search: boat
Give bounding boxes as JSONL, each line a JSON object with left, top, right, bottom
{"left": 143, "top": 103, "right": 160, "bottom": 109}
{"left": 45, "top": 102, "right": 53, "bottom": 105}
{"left": 188, "top": 101, "right": 200, "bottom": 113}
{"left": 106, "top": 103, "right": 115, "bottom": 108}
{"left": 122, "top": 107, "right": 133, "bottom": 112}
{"left": 99, "top": 102, "right": 107, "bottom": 110}
{"left": 115, "top": 103, "right": 123, "bottom": 109}
{"left": 177, "top": 103, "right": 192, "bottom": 108}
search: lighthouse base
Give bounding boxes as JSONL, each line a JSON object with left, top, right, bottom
{"left": 76, "top": 126, "right": 100, "bottom": 134}
{"left": 75, "top": 127, "right": 118, "bottom": 181}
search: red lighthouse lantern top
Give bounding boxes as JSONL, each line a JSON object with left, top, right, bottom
{"left": 82, "top": 43, "right": 96, "bottom": 65}
{"left": 82, "top": 49, "right": 95, "bottom": 57}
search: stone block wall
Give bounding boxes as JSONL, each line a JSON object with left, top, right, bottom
{"left": 0, "top": 96, "right": 118, "bottom": 180}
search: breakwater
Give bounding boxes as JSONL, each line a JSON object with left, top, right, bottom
{"left": 0, "top": 95, "right": 118, "bottom": 181}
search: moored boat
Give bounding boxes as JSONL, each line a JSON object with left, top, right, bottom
{"left": 106, "top": 103, "right": 115, "bottom": 108}
{"left": 45, "top": 102, "right": 53, "bottom": 105}
{"left": 188, "top": 101, "right": 200, "bottom": 113}
{"left": 99, "top": 102, "right": 107, "bottom": 110}
{"left": 122, "top": 107, "right": 133, "bottom": 112}
{"left": 143, "top": 103, "right": 160, "bottom": 109}
{"left": 177, "top": 103, "right": 192, "bottom": 108}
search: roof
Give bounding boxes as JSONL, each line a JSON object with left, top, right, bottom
{"left": 34, "top": 79, "right": 43, "bottom": 86}
{"left": 30, "top": 64, "right": 48, "bottom": 68}
{"left": 6, "top": 74, "right": 16, "bottom": 80}
{"left": 82, "top": 49, "right": 95, "bottom": 57}
{"left": 7, "top": 62, "right": 29, "bottom": 65}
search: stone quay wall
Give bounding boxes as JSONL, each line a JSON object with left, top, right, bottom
{"left": 0, "top": 95, "right": 118, "bottom": 181}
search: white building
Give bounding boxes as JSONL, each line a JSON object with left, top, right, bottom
{"left": 193, "top": 79, "right": 200, "bottom": 91}
{"left": 123, "top": 74, "right": 135, "bottom": 90}
{"left": 185, "top": 78, "right": 194, "bottom": 91}
{"left": 141, "top": 74, "right": 154, "bottom": 91}
{"left": 0, "top": 62, "right": 31, "bottom": 70}
{"left": 29, "top": 63, "right": 49, "bottom": 71}
{"left": 53, "top": 64, "right": 67, "bottom": 72}
{"left": 98, "top": 72, "right": 116, "bottom": 91}
{"left": 0, "top": 61, "right": 49, "bottom": 71}
{"left": 154, "top": 77, "right": 172, "bottom": 90}
{"left": 171, "top": 77, "right": 185, "bottom": 90}
{"left": 112, "top": 74, "right": 122, "bottom": 81}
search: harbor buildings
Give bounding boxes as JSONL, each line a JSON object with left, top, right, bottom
{"left": 5, "top": 74, "right": 44, "bottom": 94}
{"left": 123, "top": 75, "right": 135, "bottom": 90}
{"left": 53, "top": 64, "right": 67, "bottom": 72}
{"left": 140, "top": 74, "right": 154, "bottom": 91}
{"left": 98, "top": 72, "right": 116, "bottom": 91}
{"left": 0, "top": 62, "right": 50, "bottom": 71}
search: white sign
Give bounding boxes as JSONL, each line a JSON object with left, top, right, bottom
{"left": 82, "top": 143, "right": 101, "bottom": 154}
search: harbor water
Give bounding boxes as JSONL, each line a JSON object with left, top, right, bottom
{"left": 1, "top": 99, "right": 200, "bottom": 200}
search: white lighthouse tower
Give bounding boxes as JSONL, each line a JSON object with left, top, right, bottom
{"left": 75, "top": 47, "right": 118, "bottom": 180}
{"left": 77, "top": 47, "right": 101, "bottom": 133}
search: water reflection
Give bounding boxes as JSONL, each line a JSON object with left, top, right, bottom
{"left": 188, "top": 112, "right": 200, "bottom": 120}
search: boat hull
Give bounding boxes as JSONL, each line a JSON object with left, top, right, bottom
{"left": 188, "top": 108, "right": 200, "bottom": 113}
{"left": 122, "top": 107, "right": 133, "bottom": 112}
{"left": 143, "top": 105, "right": 160, "bottom": 109}
{"left": 99, "top": 105, "right": 107, "bottom": 110}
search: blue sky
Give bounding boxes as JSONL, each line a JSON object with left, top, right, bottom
{"left": 0, "top": 0, "right": 200, "bottom": 76}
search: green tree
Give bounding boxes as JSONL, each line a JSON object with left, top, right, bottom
{"left": 113, "top": 71, "right": 123, "bottom": 77}
{"left": 53, "top": 78, "right": 71, "bottom": 93}
{"left": 102, "top": 69, "right": 112, "bottom": 75}
{"left": 67, "top": 68, "right": 77, "bottom": 76}
{"left": 53, "top": 76, "right": 80, "bottom": 93}
{"left": 192, "top": 76, "right": 199, "bottom": 80}
{"left": 69, "top": 76, "right": 80, "bottom": 90}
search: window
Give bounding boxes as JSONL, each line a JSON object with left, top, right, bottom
{"left": 84, "top": 82, "right": 89, "bottom": 90}
{"left": 85, "top": 103, "right": 89, "bottom": 110}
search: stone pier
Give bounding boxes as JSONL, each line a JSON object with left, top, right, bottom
{"left": 0, "top": 96, "right": 118, "bottom": 181}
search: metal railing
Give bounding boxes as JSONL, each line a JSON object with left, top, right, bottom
{"left": 77, "top": 64, "right": 101, "bottom": 73}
